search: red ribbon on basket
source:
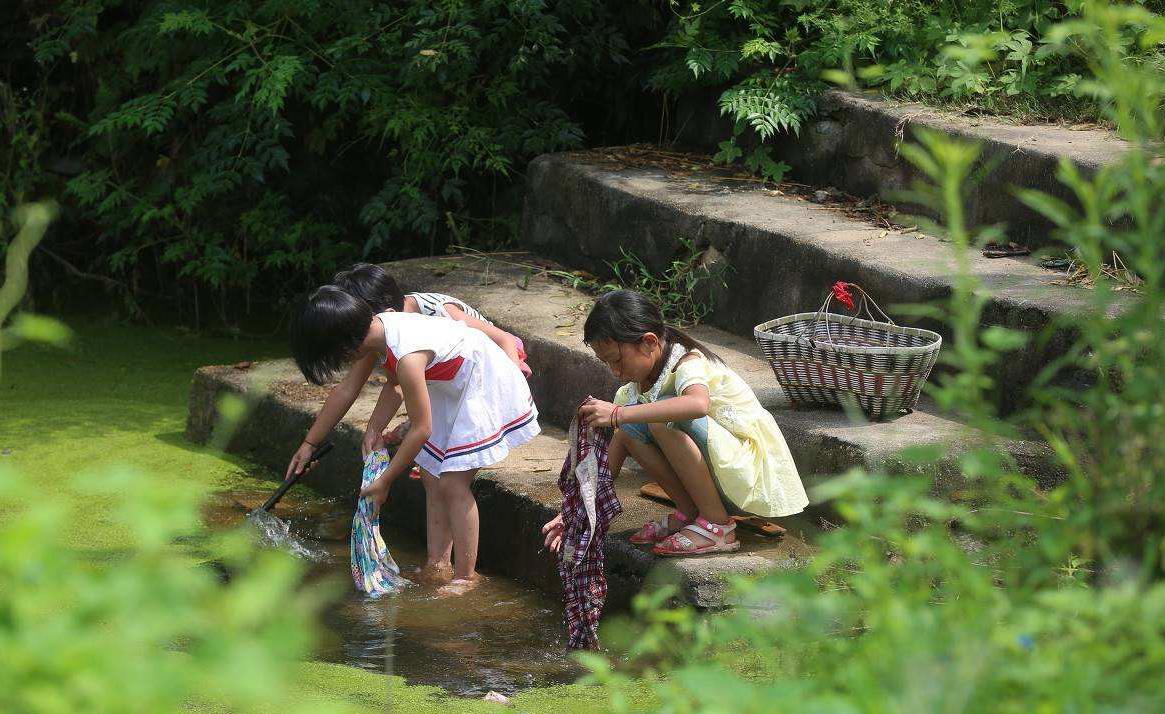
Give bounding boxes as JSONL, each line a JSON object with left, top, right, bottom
{"left": 832, "top": 281, "right": 856, "bottom": 311}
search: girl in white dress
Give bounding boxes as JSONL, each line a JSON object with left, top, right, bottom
{"left": 286, "top": 263, "right": 530, "bottom": 585}
{"left": 290, "top": 286, "right": 540, "bottom": 593}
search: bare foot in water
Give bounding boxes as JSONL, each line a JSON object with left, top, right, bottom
{"left": 411, "top": 562, "right": 453, "bottom": 586}
{"left": 437, "top": 575, "right": 482, "bottom": 597}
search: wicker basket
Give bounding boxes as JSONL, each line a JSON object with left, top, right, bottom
{"left": 753, "top": 283, "right": 942, "bottom": 420}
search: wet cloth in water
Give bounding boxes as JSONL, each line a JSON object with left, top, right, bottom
{"left": 352, "top": 449, "right": 410, "bottom": 596}
{"left": 557, "top": 413, "right": 622, "bottom": 650}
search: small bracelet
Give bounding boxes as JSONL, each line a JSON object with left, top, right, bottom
{"left": 613, "top": 406, "right": 623, "bottom": 428}
{"left": 302, "top": 438, "right": 319, "bottom": 449}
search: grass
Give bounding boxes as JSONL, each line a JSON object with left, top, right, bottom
{"left": 0, "top": 317, "right": 657, "bottom": 712}
{"left": 0, "top": 321, "right": 286, "bottom": 552}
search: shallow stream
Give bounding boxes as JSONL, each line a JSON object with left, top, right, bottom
{"left": 206, "top": 487, "right": 581, "bottom": 697}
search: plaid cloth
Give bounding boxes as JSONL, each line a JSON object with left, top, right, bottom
{"left": 558, "top": 412, "right": 622, "bottom": 650}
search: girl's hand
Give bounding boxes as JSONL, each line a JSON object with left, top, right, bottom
{"left": 542, "top": 513, "right": 565, "bottom": 554}
{"left": 359, "top": 476, "right": 390, "bottom": 518}
{"left": 361, "top": 431, "right": 386, "bottom": 459}
{"left": 285, "top": 441, "right": 318, "bottom": 482}
{"left": 578, "top": 397, "right": 617, "bottom": 428}
{"left": 512, "top": 354, "right": 532, "bottom": 378}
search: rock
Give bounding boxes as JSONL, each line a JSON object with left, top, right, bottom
{"left": 233, "top": 360, "right": 254, "bottom": 370}
{"left": 811, "top": 189, "right": 830, "bottom": 203}
{"left": 698, "top": 245, "right": 724, "bottom": 269}
{"left": 482, "top": 691, "right": 512, "bottom": 705}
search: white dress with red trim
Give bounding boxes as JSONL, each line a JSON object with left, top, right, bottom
{"left": 377, "top": 311, "right": 540, "bottom": 476}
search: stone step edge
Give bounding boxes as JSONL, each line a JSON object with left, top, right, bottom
{"left": 519, "top": 151, "right": 1121, "bottom": 413}
{"left": 675, "top": 87, "right": 1131, "bottom": 248}
{"left": 525, "top": 149, "right": 1105, "bottom": 329}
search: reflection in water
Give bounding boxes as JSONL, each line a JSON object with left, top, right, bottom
{"left": 207, "top": 488, "right": 580, "bottom": 697}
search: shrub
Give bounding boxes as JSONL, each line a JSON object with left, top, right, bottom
{"left": 7, "top": 0, "right": 646, "bottom": 318}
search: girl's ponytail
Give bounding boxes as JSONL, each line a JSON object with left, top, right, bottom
{"left": 583, "top": 290, "right": 722, "bottom": 363}
{"left": 662, "top": 324, "right": 722, "bottom": 364}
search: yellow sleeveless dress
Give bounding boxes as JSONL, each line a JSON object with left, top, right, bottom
{"left": 614, "top": 350, "right": 807, "bottom": 518}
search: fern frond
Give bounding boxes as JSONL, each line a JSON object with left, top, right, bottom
{"left": 253, "top": 55, "right": 305, "bottom": 114}
{"left": 718, "top": 74, "right": 818, "bottom": 139}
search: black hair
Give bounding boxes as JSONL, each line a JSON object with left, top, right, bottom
{"left": 331, "top": 262, "right": 405, "bottom": 313}
{"left": 583, "top": 289, "right": 722, "bottom": 364}
{"left": 291, "top": 285, "right": 374, "bottom": 385}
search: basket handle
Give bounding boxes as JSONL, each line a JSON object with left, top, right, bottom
{"left": 795, "top": 282, "right": 895, "bottom": 347}
{"left": 793, "top": 289, "right": 840, "bottom": 346}
{"left": 847, "top": 284, "right": 895, "bottom": 326}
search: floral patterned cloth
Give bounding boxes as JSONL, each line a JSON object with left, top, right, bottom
{"left": 352, "top": 449, "right": 409, "bottom": 597}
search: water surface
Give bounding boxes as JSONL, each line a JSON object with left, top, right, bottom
{"left": 207, "top": 488, "right": 580, "bottom": 696}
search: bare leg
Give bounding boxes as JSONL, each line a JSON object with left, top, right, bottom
{"left": 436, "top": 468, "right": 480, "bottom": 582}
{"left": 622, "top": 431, "right": 698, "bottom": 521}
{"left": 420, "top": 470, "right": 454, "bottom": 575}
{"left": 649, "top": 422, "right": 733, "bottom": 546}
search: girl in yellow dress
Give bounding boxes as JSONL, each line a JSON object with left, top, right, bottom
{"left": 575, "top": 290, "right": 807, "bottom": 556}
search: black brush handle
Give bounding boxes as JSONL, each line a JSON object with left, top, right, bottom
{"left": 260, "top": 441, "right": 334, "bottom": 512}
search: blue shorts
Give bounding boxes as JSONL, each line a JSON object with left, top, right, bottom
{"left": 618, "top": 395, "right": 743, "bottom": 516}
{"left": 619, "top": 395, "right": 711, "bottom": 460}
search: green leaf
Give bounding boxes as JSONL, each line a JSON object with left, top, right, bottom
{"left": 1014, "top": 188, "right": 1078, "bottom": 227}
{"left": 6, "top": 313, "right": 74, "bottom": 347}
{"left": 158, "top": 10, "right": 214, "bottom": 36}
{"left": 253, "top": 55, "right": 305, "bottom": 114}
{"left": 821, "top": 69, "right": 853, "bottom": 87}
{"left": 980, "top": 326, "right": 1028, "bottom": 352}
{"left": 713, "top": 138, "right": 743, "bottom": 165}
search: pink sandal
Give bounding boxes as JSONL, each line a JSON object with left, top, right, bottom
{"left": 629, "top": 511, "right": 689, "bottom": 544}
{"left": 652, "top": 517, "right": 740, "bottom": 557}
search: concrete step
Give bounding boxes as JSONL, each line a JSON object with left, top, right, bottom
{"left": 186, "top": 359, "right": 814, "bottom": 608}
{"left": 674, "top": 88, "right": 1132, "bottom": 249}
{"left": 380, "top": 255, "right": 1060, "bottom": 489}
{"left": 520, "top": 148, "right": 1129, "bottom": 412}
